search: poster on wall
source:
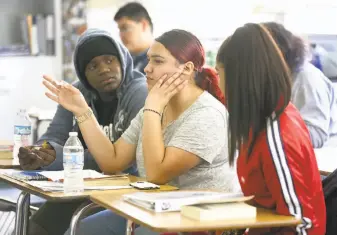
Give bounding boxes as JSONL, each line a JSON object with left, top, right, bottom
{"left": 62, "top": 0, "right": 87, "bottom": 83}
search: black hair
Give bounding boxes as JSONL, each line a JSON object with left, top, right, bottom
{"left": 262, "top": 22, "right": 306, "bottom": 74}
{"left": 114, "top": 2, "right": 153, "bottom": 32}
{"left": 216, "top": 23, "right": 292, "bottom": 165}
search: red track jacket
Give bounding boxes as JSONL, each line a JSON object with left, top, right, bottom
{"left": 237, "top": 103, "right": 326, "bottom": 235}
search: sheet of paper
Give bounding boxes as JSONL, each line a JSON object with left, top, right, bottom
{"left": 39, "top": 169, "right": 109, "bottom": 182}
{"left": 27, "top": 181, "right": 132, "bottom": 192}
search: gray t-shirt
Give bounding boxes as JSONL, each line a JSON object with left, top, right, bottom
{"left": 122, "top": 91, "right": 240, "bottom": 192}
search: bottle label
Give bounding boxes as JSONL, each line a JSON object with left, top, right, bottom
{"left": 63, "top": 153, "right": 83, "bottom": 164}
{"left": 14, "top": 125, "right": 31, "bottom": 135}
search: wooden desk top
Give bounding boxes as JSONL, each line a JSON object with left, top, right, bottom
{"left": 315, "top": 147, "right": 337, "bottom": 176}
{"left": 0, "top": 174, "right": 177, "bottom": 202}
{"left": 90, "top": 194, "right": 301, "bottom": 233}
{"left": 0, "top": 159, "right": 20, "bottom": 169}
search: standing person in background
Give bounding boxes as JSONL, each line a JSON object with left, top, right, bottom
{"left": 311, "top": 43, "right": 337, "bottom": 80}
{"left": 263, "top": 22, "right": 337, "bottom": 148}
{"left": 310, "top": 43, "right": 323, "bottom": 71}
{"left": 114, "top": 2, "right": 153, "bottom": 74}
{"left": 216, "top": 23, "right": 325, "bottom": 234}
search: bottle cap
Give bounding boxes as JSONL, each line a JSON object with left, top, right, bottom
{"left": 69, "top": 132, "right": 78, "bottom": 137}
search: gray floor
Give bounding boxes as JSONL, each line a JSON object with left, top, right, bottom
{"left": 0, "top": 182, "right": 45, "bottom": 235}
{"left": 0, "top": 211, "right": 15, "bottom": 235}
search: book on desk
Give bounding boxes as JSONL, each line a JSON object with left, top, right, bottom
{"left": 5, "top": 170, "right": 110, "bottom": 182}
{"left": 123, "top": 191, "right": 254, "bottom": 212}
{"left": 0, "top": 140, "right": 13, "bottom": 159}
{"left": 1, "top": 169, "right": 131, "bottom": 191}
{"left": 181, "top": 202, "right": 257, "bottom": 221}
{"left": 4, "top": 169, "right": 128, "bottom": 182}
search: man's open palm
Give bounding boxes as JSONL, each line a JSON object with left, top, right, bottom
{"left": 42, "top": 75, "right": 88, "bottom": 115}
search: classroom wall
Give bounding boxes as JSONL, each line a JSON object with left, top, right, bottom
{"left": 86, "top": 0, "right": 252, "bottom": 40}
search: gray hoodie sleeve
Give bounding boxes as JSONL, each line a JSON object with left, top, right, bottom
{"left": 36, "top": 104, "right": 99, "bottom": 171}
{"left": 291, "top": 64, "right": 331, "bottom": 148}
{"left": 36, "top": 104, "right": 73, "bottom": 170}
{"left": 125, "top": 86, "right": 147, "bottom": 130}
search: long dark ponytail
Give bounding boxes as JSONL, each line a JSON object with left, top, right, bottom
{"left": 217, "top": 24, "right": 292, "bottom": 165}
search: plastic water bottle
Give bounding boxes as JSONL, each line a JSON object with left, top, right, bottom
{"left": 13, "top": 109, "right": 32, "bottom": 164}
{"left": 63, "top": 132, "right": 84, "bottom": 193}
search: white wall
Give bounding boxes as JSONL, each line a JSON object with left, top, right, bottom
{"left": 86, "top": 0, "right": 253, "bottom": 41}
{"left": 86, "top": 0, "right": 127, "bottom": 41}
{"left": 87, "top": 0, "right": 337, "bottom": 37}
{"left": 285, "top": 6, "right": 337, "bottom": 35}
{"left": 0, "top": 57, "right": 58, "bottom": 141}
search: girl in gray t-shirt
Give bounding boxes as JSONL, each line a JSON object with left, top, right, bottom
{"left": 122, "top": 91, "right": 240, "bottom": 191}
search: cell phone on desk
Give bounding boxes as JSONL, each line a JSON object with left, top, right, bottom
{"left": 130, "top": 181, "right": 160, "bottom": 190}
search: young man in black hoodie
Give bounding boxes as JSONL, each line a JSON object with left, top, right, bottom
{"left": 18, "top": 28, "right": 148, "bottom": 235}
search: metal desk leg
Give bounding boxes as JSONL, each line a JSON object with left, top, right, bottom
{"left": 125, "top": 219, "right": 133, "bottom": 235}
{"left": 22, "top": 193, "right": 30, "bottom": 235}
{"left": 14, "top": 192, "right": 30, "bottom": 235}
{"left": 69, "top": 202, "right": 101, "bottom": 235}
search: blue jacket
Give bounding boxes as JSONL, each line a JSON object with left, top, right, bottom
{"left": 132, "top": 50, "right": 148, "bottom": 75}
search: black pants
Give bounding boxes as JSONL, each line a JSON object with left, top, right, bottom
{"left": 29, "top": 199, "right": 102, "bottom": 235}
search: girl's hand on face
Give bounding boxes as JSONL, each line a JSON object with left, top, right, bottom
{"left": 144, "top": 70, "right": 188, "bottom": 112}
